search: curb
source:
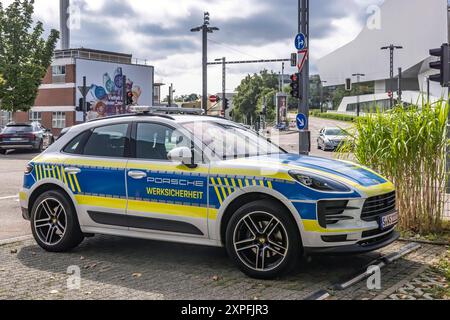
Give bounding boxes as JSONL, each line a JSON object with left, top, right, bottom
{"left": 399, "top": 238, "right": 449, "bottom": 247}
{"left": 0, "top": 235, "right": 33, "bottom": 247}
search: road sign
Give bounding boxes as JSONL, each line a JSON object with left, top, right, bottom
{"left": 295, "top": 33, "right": 306, "bottom": 50}
{"left": 297, "top": 49, "right": 308, "bottom": 73}
{"left": 296, "top": 113, "right": 307, "bottom": 130}
{"left": 209, "top": 95, "right": 218, "bottom": 103}
{"left": 78, "top": 86, "right": 90, "bottom": 97}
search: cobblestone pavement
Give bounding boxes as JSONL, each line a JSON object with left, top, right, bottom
{"left": 0, "top": 235, "right": 447, "bottom": 300}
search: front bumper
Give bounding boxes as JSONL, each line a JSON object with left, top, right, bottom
{"left": 304, "top": 230, "right": 400, "bottom": 255}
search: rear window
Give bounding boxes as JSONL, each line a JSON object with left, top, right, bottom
{"left": 3, "top": 126, "right": 33, "bottom": 134}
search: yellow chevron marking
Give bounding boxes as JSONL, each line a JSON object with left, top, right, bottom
{"left": 210, "top": 177, "right": 223, "bottom": 205}
{"left": 72, "top": 175, "right": 81, "bottom": 193}
{"left": 245, "top": 179, "right": 250, "bottom": 187}
{"left": 52, "top": 166, "right": 56, "bottom": 179}
{"left": 217, "top": 178, "right": 228, "bottom": 199}
{"left": 61, "top": 166, "right": 68, "bottom": 187}
{"left": 231, "top": 179, "right": 237, "bottom": 188}
{"left": 267, "top": 181, "right": 273, "bottom": 189}
{"left": 238, "top": 179, "right": 244, "bottom": 189}
{"left": 35, "top": 165, "right": 40, "bottom": 181}
{"left": 224, "top": 178, "right": 233, "bottom": 195}
{"left": 67, "top": 173, "right": 76, "bottom": 192}
{"left": 55, "top": 166, "right": 62, "bottom": 181}
{"left": 260, "top": 180, "right": 265, "bottom": 187}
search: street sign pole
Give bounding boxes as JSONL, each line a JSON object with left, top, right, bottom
{"left": 122, "top": 75, "right": 127, "bottom": 110}
{"left": 82, "top": 76, "right": 87, "bottom": 122}
{"left": 298, "top": 0, "right": 310, "bottom": 155}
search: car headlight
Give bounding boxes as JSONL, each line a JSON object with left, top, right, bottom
{"left": 289, "top": 171, "right": 351, "bottom": 192}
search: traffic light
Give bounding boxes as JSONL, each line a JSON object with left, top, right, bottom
{"left": 290, "top": 73, "right": 301, "bottom": 99}
{"left": 224, "top": 98, "right": 230, "bottom": 110}
{"left": 127, "top": 91, "right": 134, "bottom": 106}
{"left": 76, "top": 98, "right": 83, "bottom": 112}
{"left": 429, "top": 43, "right": 450, "bottom": 87}
{"left": 345, "top": 78, "right": 352, "bottom": 91}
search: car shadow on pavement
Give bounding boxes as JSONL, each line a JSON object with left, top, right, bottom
{"left": 13, "top": 235, "right": 399, "bottom": 300}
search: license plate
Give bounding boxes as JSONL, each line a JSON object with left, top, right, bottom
{"left": 381, "top": 212, "right": 399, "bottom": 230}
{"left": 9, "top": 138, "right": 24, "bottom": 142}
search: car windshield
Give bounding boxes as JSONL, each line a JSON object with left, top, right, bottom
{"left": 3, "top": 126, "right": 33, "bottom": 134}
{"left": 325, "top": 129, "right": 345, "bottom": 136}
{"left": 182, "top": 121, "right": 284, "bottom": 160}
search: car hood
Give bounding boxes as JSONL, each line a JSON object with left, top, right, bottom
{"left": 324, "top": 135, "right": 347, "bottom": 141}
{"left": 248, "top": 153, "right": 388, "bottom": 187}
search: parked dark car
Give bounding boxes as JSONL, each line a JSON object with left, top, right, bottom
{"left": 0, "top": 122, "right": 54, "bottom": 154}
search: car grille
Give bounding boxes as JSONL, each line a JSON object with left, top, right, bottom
{"left": 317, "top": 200, "right": 353, "bottom": 228}
{"left": 361, "top": 191, "right": 396, "bottom": 222}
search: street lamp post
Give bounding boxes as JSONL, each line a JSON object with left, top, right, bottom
{"left": 381, "top": 44, "right": 403, "bottom": 108}
{"left": 191, "top": 12, "right": 219, "bottom": 115}
{"left": 352, "top": 73, "right": 365, "bottom": 117}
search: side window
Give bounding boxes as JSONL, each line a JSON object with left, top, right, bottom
{"left": 83, "top": 124, "right": 129, "bottom": 158}
{"left": 63, "top": 131, "right": 91, "bottom": 155}
{"left": 136, "top": 123, "right": 189, "bottom": 161}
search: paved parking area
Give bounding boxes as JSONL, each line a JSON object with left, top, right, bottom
{"left": 0, "top": 236, "right": 447, "bottom": 300}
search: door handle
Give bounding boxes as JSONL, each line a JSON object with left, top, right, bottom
{"left": 128, "top": 171, "right": 147, "bottom": 180}
{"left": 64, "top": 167, "right": 81, "bottom": 175}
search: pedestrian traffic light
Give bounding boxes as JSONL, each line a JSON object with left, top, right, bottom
{"left": 290, "top": 73, "right": 301, "bottom": 99}
{"left": 345, "top": 78, "right": 352, "bottom": 91}
{"left": 429, "top": 43, "right": 450, "bottom": 87}
{"left": 127, "top": 91, "right": 134, "bottom": 106}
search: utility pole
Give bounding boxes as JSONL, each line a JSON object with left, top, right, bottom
{"left": 381, "top": 44, "right": 403, "bottom": 108}
{"left": 426, "top": 77, "right": 430, "bottom": 104}
{"left": 215, "top": 58, "right": 226, "bottom": 116}
{"left": 298, "top": 0, "right": 310, "bottom": 155}
{"left": 191, "top": 12, "right": 219, "bottom": 115}
{"left": 352, "top": 73, "right": 365, "bottom": 117}
{"left": 320, "top": 80, "right": 327, "bottom": 113}
{"left": 281, "top": 62, "right": 285, "bottom": 90}
{"left": 397, "top": 67, "right": 402, "bottom": 105}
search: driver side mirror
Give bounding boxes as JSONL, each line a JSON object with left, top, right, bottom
{"left": 167, "top": 146, "right": 197, "bottom": 168}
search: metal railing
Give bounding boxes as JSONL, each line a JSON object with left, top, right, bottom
{"left": 53, "top": 50, "right": 152, "bottom": 67}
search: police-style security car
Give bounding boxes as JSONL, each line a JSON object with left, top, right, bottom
{"left": 20, "top": 109, "right": 399, "bottom": 279}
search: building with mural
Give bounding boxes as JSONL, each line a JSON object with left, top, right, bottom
{"left": 6, "top": 48, "right": 155, "bottom": 135}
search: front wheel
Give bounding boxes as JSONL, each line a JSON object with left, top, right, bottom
{"left": 225, "top": 200, "right": 302, "bottom": 279}
{"left": 31, "top": 190, "right": 84, "bottom": 252}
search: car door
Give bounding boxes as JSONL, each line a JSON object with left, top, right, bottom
{"left": 126, "top": 121, "right": 210, "bottom": 238}
{"left": 62, "top": 122, "right": 131, "bottom": 230}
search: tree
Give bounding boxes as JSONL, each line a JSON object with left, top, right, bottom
{"left": 0, "top": 0, "right": 59, "bottom": 112}
{"left": 233, "top": 70, "right": 279, "bottom": 123}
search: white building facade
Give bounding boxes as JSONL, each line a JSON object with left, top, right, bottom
{"left": 317, "top": 0, "right": 448, "bottom": 113}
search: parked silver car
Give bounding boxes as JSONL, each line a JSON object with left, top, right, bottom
{"left": 317, "top": 127, "right": 349, "bottom": 151}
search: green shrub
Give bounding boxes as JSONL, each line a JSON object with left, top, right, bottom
{"left": 310, "top": 112, "right": 357, "bottom": 122}
{"left": 339, "top": 102, "right": 449, "bottom": 234}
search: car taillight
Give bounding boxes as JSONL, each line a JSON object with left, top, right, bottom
{"left": 25, "top": 164, "right": 33, "bottom": 174}
{"left": 25, "top": 133, "right": 37, "bottom": 140}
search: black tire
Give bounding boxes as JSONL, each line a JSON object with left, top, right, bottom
{"left": 225, "top": 200, "right": 302, "bottom": 280}
{"left": 35, "top": 140, "right": 43, "bottom": 153}
{"left": 0, "top": 149, "right": 6, "bottom": 155}
{"left": 31, "top": 190, "right": 84, "bottom": 252}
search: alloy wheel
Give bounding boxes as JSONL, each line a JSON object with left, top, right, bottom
{"left": 33, "top": 198, "right": 67, "bottom": 246}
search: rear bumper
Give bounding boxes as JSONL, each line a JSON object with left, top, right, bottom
{"left": 304, "top": 231, "right": 400, "bottom": 255}
{"left": 0, "top": 143, "right": 36, "bottom": 150}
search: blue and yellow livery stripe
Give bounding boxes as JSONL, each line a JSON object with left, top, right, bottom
{"left": 34, "top": 163, "right": 82, "bottom": 194}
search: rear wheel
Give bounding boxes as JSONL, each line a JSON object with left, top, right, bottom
{"left": 31, "top": 190, "right": 84, "bottom": 252}
{"left": 225, "top": 200, "right": 301, "bottom": 279}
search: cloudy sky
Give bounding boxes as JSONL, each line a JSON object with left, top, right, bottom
{"left": 3, "top": 0, "right": 384, "bottom": 95}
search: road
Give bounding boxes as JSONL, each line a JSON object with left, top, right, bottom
{"left": 0, "top": 151, "right": 40, "bottom": 240}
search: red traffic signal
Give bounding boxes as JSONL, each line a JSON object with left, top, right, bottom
{"left": 209, "top": 95, "right": 218, "bottom": 103}
{"left": 387, "top": 90, "right": 393, "bottom": 99}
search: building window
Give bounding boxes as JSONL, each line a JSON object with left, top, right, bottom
{"left": 52, "top": 65, "right": 66, "bottom": 76}
{"left": 52, "top": 112, "right": 66, "bottom": 129}
{"left": 29, "top": 111, "right": 42, "bottom": 123}
{"left": 0, "top": 111, "right": 12, "bottom": 126}
{"left": 52, "top": 65, "right": 66, "bottom": 84}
